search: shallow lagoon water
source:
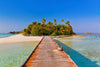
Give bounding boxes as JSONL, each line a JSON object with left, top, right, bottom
{"left": 0, "top": 41, "right": 39, "bottom": 67}
{"left": 0, "top": 33, "right": 15, "bottom": 38}
{"left": 54, "top": 36, "right": 100, "bottom": 67}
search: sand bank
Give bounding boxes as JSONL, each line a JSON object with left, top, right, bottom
{"left": 0, "top": 34, "right": 42, "bottom": 44}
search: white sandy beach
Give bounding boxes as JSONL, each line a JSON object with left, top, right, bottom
{"left": 0, "top": 34, "right": 43, "bottom": 44}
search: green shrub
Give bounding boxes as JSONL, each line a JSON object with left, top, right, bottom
{"left": 22, "top": 18, "right": 75, "bottom": 36}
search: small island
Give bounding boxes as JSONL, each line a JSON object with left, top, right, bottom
{"left": 21, "top": 18, "right": 76, "bottom": 36}
{"left": 9, "top": 31, "right": 19, "bottom": 34}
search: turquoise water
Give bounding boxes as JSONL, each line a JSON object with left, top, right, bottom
{"left": 77, "top": 33, "right": 100, "bottom": 35}
{"left": 54, "top": 36, "right": 100, "bottom": 67}
{"left": 0, "top": 41, "right": 39, "bottom": 67}
{"left": 0, "top": 33, "right": 15, "bottom": 38}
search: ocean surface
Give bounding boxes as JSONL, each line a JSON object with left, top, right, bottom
{"left": 0, "top": 33, "right": 100, "bottom": 67}
{"left": 54, "top": 36, "right": 100, "bottom": 67}
{"left": 0, "top": 33, "right": 15, "bottom": 38}
{"left": 77, "top": 33, "right": 100, "bottom": 35}
{"left": 0, "top": 41, "right": 39, "bottom": 67}
{"left": 0, "top": 33, "right": 40, "bottom": 67}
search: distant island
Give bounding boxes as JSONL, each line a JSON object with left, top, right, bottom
{"left": 9, "top": 31, "right": 19, "bottom": 34}
{"left": 21, "top": 18, "right": 76, "bottom": 36}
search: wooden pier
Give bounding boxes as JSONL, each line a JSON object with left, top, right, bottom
{"left": 22, "top": 36, "right": 77, "bottom": 67}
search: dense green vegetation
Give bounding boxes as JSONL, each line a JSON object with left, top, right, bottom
{"left": 22, "top": 18, "right": 76, "bottom": 36}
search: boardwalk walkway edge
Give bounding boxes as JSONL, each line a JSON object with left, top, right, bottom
{"left": 51, "top": 37, "right": 78, "bottom": 67}
{"left": 21, "top": 36, "right": 78, "bottom": 67}
{"left": 21, "top": 36, "right": 44, "bottom": 67}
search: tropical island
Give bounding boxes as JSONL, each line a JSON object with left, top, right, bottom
{"left": 22, "top": 18, "right": 76, "bottom": 36}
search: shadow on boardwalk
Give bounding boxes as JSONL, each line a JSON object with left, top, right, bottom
{"left": 54, "top": 39, "right": 100, "bottom": 67}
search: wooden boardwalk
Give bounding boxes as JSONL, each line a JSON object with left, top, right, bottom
{"left": 22, "top": 36, "right": 77, "bottom": 67}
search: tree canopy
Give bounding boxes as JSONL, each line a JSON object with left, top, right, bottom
{"left": 42, "top": 18, "right": 46, "bottom": 24}
{"left": 22, "top": 18, "right": 76, "bottom": 36}
{"left": 61, "top": 19, "right": 64, "bottom": 22}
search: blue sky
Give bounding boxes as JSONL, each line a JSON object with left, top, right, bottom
{"left": 0, "top": 0, "right": 100, "bottom": 33}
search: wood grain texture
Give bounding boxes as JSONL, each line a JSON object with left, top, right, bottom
{"left": 24, "top": 36, "right": 78, "bottom": 67}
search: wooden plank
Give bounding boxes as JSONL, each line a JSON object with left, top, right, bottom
{"left": 21, "top": 37, "right": 44, "bottom": 67}
{"left": 22, "top": 36, "right": 77, "bottom": 67}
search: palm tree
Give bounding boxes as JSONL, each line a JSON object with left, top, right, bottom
{"left": 54, "top": 19, "right": 57, "bottom": 25}
{"left": 32, "top": 21, "right": 37, "bottom": 25}
{"left": 47, "top": 21, "right": 52, "bottom": 25}
{"left": 65, "top": 21, "right": 72, "bottom": 34}
{"left": 66, "top": 21, "right": 70, "bottom": 25}
{"left": 37, "top": 23, "right": 41, "bottom": 25}
{"left": 27, "top": 24, "right": 32, "bottom": 33}
{"left": 42, "top": 18, "right": 46, "bottom": 24}
{"left": 61, "top": 19, "right": 64, "bottom": 22}
{"left": 53, "top": 19, "right": 57, "bottom": 32}
{"left": 61, "top": 19, "right": 64, "bottom": 24}
{"left": 24, "top": 28, "right": 27, "bottom": 32}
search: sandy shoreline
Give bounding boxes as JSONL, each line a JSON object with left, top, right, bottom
{"left": 0, "top": 34, "right": 43, "bottom": 44}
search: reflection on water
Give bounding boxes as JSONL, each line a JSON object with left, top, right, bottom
{"left": 0, "top": 41, "right": 39, "bottom": 67}
{"left": 54, "top": 36, "right": 100, "bottom": 67}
